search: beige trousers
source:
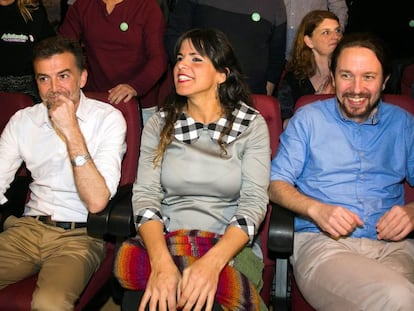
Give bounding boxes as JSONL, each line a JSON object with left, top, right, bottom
{"left": 292, "top": 232, "right": 414, "bottom": 311}
{"left": 0, "top": 216, "right": 105, "bottom": 311}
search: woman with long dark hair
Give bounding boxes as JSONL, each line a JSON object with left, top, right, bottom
{"left": 115, "top": 28, "right": 270, "bottom": 311}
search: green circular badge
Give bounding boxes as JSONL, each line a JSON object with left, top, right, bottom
{"left": 409, "top": 20, "right": 414, "bottom": 28}
{"left": 251, "top": 12, "right": 261, "bottom": 22}
{"left": 120, "top": 22, "right": 129, "bottom": 32}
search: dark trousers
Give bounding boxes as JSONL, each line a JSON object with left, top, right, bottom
{"left": 122, "top": 290, "right": 223, "bottom": 311}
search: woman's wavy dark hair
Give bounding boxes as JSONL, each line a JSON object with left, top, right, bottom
{"left": 154, "top": 28, "right": 251, "bottom": 165}
{"left": 287, "top": 10, "right": 340, "bottom": 80}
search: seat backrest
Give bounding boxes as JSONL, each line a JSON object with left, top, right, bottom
{"left": 294, "top": 94, "right": 334, "bottom": 112}
{"left": 401, "top": 63, "right": 414, "bottom": 97}
{"left": 382, "top": 93, "right": 414, "bottom": 115}
{"left": 85, "top": 92, "right": 141, "bottom": 187}
{"left": 251, "top": 94, "right": 283, "bottom": 159}
{"left": 250, "top": 94, "right": 283, "bottom": 305}
{"left": 0, "top": 92, "right": 33, "bottom": 133}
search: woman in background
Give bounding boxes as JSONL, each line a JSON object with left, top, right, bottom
{"left": 0, "top": 0, "right": 55, "bottom": 103}
{"left": 278, "top": 10, "right": 342, "bottom": 128}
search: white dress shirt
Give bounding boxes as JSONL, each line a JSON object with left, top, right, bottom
{"left": 0, "top": 92, "right": 126, "bottom": 222}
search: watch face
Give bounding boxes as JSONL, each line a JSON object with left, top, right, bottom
{"left": 75, "top": 156, "right": 86, "bottom": 166}
{"left": 72, "top": 154, "right": 90, "bottom": 166}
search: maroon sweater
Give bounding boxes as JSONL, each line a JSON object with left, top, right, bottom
{"left": 60, "top": 0, "right": 168, "bottom": 108}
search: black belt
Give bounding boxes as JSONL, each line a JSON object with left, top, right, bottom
{"left": 31, "top": 215, "right": 87, "bottom": 230}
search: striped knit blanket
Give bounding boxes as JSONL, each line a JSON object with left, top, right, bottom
{"left": 114, "top": 229, "right": 261, "bottom": 310}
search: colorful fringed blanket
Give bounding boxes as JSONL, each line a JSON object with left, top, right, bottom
{"left": 114, "top": 229, "right": 262, "bottom": 310}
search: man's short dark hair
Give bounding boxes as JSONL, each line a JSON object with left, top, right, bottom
{"left": 32, "top": 35, "right": 86, "bottom": 72}
{"left": 331, "top": 32, "right": 392, "bottom": 82}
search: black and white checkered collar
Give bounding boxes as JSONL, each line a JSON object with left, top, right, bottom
{"left": 160, "top": 101, "right": 258, "bottom": 145}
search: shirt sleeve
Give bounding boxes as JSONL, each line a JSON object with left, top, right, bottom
{"left": 270, "top": 110, "right": 309, "bottom": 185}
{"left": 0, "top": 112, "right": 26, "bottom": 204}
{"left": 232, "top": 114, "right": 270, "bottom": 242}
{"left": 90, "top": 107, "right": 127, "bottom": 198}
{"left": 131, "top": 114, "right": 165, "bottom": 228}
{"left": 404, "top": 113, "right": 414, "bottom": 187}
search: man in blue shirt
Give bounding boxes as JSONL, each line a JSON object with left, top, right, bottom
{"left": 270, "top": 32, "right": 414, "bottom": 310}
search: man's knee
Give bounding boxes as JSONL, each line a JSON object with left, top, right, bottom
{"left": 31, "top": 288, "right": 78, "bottom": 311}
{"left": 375, "top": 280, "right": 414, "bottom": 310}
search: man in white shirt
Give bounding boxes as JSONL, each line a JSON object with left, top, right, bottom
{"left": 0, "top": 36, "right": 126, "bottom": 311}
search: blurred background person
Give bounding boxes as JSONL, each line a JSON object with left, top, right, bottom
{"left": 164, "top": 0, "right": 287, "bottom": 96}
{"left": 59, "top": 0, "right": 168, "bottom": 125}
{"left": 0, "top": 0, "right": 55, "bottom": 103}
{"left": 284, "top": 0, "right": 347, "bottom": 60}
{"left": 60, "top": 0, "right": 172, "bottom": 24}
{"left": 278, "top": 10, "right": 342, "bottom": 128}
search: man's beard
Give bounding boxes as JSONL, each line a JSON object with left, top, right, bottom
{"left": 338, "top": 92, "right": 380, "bottom": 121}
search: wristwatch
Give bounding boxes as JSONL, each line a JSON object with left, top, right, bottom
{"left": 71, "top": 154, "right": 91, "bottom": 167}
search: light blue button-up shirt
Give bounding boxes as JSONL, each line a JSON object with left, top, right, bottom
{"left": 271, "top": 97, "right": 414, "bottom": 239}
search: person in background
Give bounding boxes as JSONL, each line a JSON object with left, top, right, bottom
{"left": 59, "top": 0, "right": 168, "bottom": 125}
{"left": 115, "top": 28, "right": 270, "bottom": 311}
{"left": 164, "top": 0, "right": 287, "bottom": 96}
{"left": 0, "top": 36, "right": 126, "bottom": 310}
{"left": 278, "top": 10, "right": 342, "bottom": 128}
{"left": 61, "top": 0, "right": 172, "bottom": 23}
{"left": 284, "top": 0, "right": 347, "bottom": 60}
{"left": 270, "top": 32, "right": 414, "bottom": 310}
{"left": 0, "top": 0, "right": 55, "bottom": 103}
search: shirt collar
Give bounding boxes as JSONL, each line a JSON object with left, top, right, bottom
{"left": 75, "top": 91, "right": 90, "bottom": 122}
{"left": 160, "top": 101, "right": 258, "bottom": 144}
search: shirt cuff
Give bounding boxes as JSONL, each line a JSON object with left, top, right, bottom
{"left": 0, "top": 196, "right": 8, "bottom": 205}
{"left": 135, "top": 207, "right": 163, "bottom": 228}
{"left": 229, "top": 215, "right": 256, "bottom": 244}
